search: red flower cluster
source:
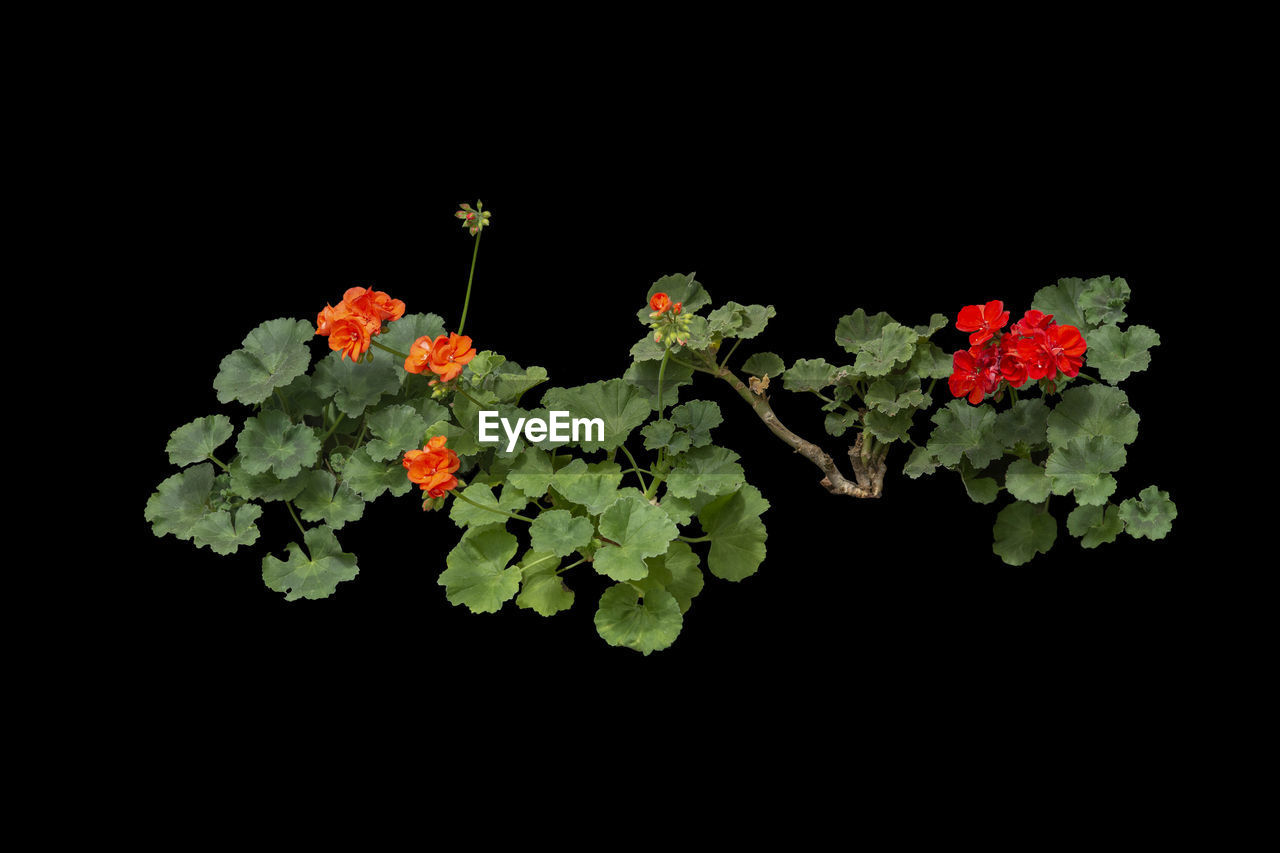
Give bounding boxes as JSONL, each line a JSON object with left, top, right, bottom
{"left": 403, "top": 435, "right": 461, "bottom": 498}
{"left": 316, "top": 286, "right": 406, "bottom": 361}
{"left": 403, "top": 332, "right": 477, "bottom": 384}
{"left": 948, "top": 300, "right": 1087, "bottom": 404}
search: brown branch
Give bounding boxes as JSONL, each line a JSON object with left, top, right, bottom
{"left": 710, "top": 359, "right": 888, "bottom": 498}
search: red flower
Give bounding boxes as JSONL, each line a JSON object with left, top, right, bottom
{"left": 1048, "top": 324, "right": 1087, "bottom": 377}
{"left": 343, "top": 286, "right": 405, "bottom": 326}
{"left": 956, "top": 300, "right": 1010, "bottom": 346}
{"left": 649, "top": 292, "right": 672, "bottom": 315}
{"left": 948, "top": 342, "right": 1002, "bottom": 405}
{"left": 1011, "top": 309, "right": 1054, "bottom": 337}
{"left": 998, "top": 334, "right": 1028, "bottom": 388}
{"left": 403, "top": 436, "right": 461, "bottom": 498}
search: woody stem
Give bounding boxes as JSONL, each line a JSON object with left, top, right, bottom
{"left": 457, "top": 227, "right": 482, "bottom": 336}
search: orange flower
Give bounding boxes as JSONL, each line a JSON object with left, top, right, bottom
{"left": 649, "top": 292, "right": 672, "bottom": 315}
{"left": 427, "top": 333, "right": 476, "bottom": 383}
{"left": 403, "top": 335, "right": 435, "bottom": 375}
{"left": 343, "top": 286, "right": 405, "bottom": 326}
{"left": 403, "top": 435, "right": 461, "bottom": 498}
{"left": 324, "top": 304, "right": 375, "bottom": 361}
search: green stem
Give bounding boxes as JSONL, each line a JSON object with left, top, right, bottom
{"left": 457, "top": 228, "right": 482, "bottom": 336}
{"left": 656, "top": 348, "right": 670, "bottom": 413}
{"left": 454, "top": 490, "right": 534, "bottom": 523}
{"left": 370, "top": 339, "right": 409, "bottom": 360}
{"left": 556, "top": 557, "right": 587, "bottom": 575}
{"left": 452, "top": 385, "right": 487, "bottom": 408}
{"left": 678, "top": 535, "right": 711, "bottom": 543}
{"left": 285, "top": 501, "right": 307, "bottom": 538}
{"left": 320, "top": 413, "right": 347, "bottom": 444}
{"left": 718, "top": 338, "right": 742, "bottom": 370}
{"left": 1076, "top": 371, "right": 1100, "bottom": 383}
{"left": 1009, "top": 387, "right": 1019, "bottom": 404}
{"left": 810, "top": 390, "right": 836, "bottom": 405}
{"left": 619, "top": 445, "right": 650, "bottom": 493}
{"left": 667, "top": 353, "right": 716, "bottom": 375}
{"left": 207, "top": 454, "right": 230, "bottom": 472}
{"left": 273, "top": 388, "right": 291, "bottom": 418}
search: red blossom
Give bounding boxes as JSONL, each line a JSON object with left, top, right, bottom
{"left": 956, "top": 300, "right": 1009, "bottom": 346}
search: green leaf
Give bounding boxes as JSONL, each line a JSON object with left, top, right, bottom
{"left": 630, "top": 334, "right": 667, "bottom": 362}
{"left": 448, "top": 483, "right": 508, "bottom": 530}
{"left": 424, "top": 419, "right": 483, "bottom": 458}
{"left": 959, "top": 458, "right": 1000, "bottom": 504}
{"left": 783, "top": 357, "right": 839, "bottom": 392}
{"left": 440, "top": 526, "right": 522, "bottom": 613}
{"left": 1086, "top": 324, "right": 1161, "bottom": 384}
{"left": 697, "top": 484, "right": 769, "bottom": 581}
{"left": 993, "top": 398, "right": 1050, "bottom": 449}
{"left": 166, "top": 415, "right": 235, "bottom": 467}
{"left": 490, "top": 363, "right": 550, "bottom": 404}
{"left": 664, "top": 446, "right": 745, "bottom": 499}
{"left": 1080, "top": 276, "right": 1131, "bottom": 327}
{"left": 1005, "top": 458, "right": 1053, "bottom": 503}
{"left": 707, "top": 302, "right": 776, "bottom": 339}
{"left": 401, "top": 395, "right": 450, "bottom": 428}
{"left": 311, "top": 350, "right": 401, "bottom": 417}
{"left": 261, "top": 526, "right": 359, "bottom": 601}
{"left": 542, "top": 379, "right": 655, "bottom": 453}
{"left": 636, "top": 541, "right": 704, "bottom": 614}
{"left": 515, "top": 550, "right": 574, "bottom": 616}
{"left": 594, "top": 584, "right": 683, "bottom": 655}
{"left": 992, "top": 501, "right": 1058, "bottom": 566}
{"left": 852, "top": 323, "right": 917, "bottom": 377}
{"left": 364, "top": 405, "right": 429, "bottom": 462}
{"left": 145, "top": 463, "right": 216, "bottom": 541}
{"left": 741, "top": 352, "right": 786, "bottom": 378}
{"left": 342, "top": 447, "right": 413, "bottom": 499}
{"left": 903, "top": 446, "right": 939, "bottom": 479}
{"left": 825, "top": 410, "right": 859, "bottom": 437}
{"left": 530, "top": 509, "right": 595, "bottom": 557}
{"left": 1046, "top": 385, "right": 1140, "bottom": 449}
{"left": 863, "top": 407, "right": 915, "bottom": 443}
{"left": 593, "top": 495, "right": 680, "bottom": 582}
{"left": 551, "top": 459, "right": 625, "bottom": 515}
{"left": 623, "top": 357, "right": 694, "bottom": 411}
{"left": 267, "top": 374, "right": 325, "bottom": 420}
{"left": 913, "top": 313, "right": 949, "bottom": 338}
{"left": 213, "top": 318, "right": 314, "bottom": 406}
{"left": 907, "top": 341, "right": 953, "bottom": 380}
{"left": 1067, "top": 504, "right": 1125, "bottom": 549}
{"left": 507, "top": 447, "right": 557, "bottom": 497}
{"left": 669, "top": 400, "right": 722, "bottom": 448}
{"left": 227, "top": 459, "right": 307, "bottom": 502}
{"left": 1118, "top": 486, "right": 1177, "bottom": 540}
{"left": 835, "top": 308, "right": 894, "bottom": 354}
{"left": 191, "top": 504, "right": 264, "bottom": 555}
{"left": 641, "top": 419, "right": 691, "bottom": 454}
{"left": 1031, "top": 278, "right": 1091, "bottom": 332}
{"left": 1045, "top": 435, "right": 1126, "bottom": 505}
{"left": 864, "top": 377, "right": 925, "bottom": 416}
{"left": 293, "top": 470, "right": 365, "bottom": 529}
{"left": 235, "top": 410, "right": 320, "bottom": 479}
{"left": 637, "top": 273, "right": 711, "bottom": 323}
{"left": 927, "top": 401, "right": 1003, "bottom": 469}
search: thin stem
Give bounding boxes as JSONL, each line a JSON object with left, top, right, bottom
{"left": 656, "top": 348, "right": 670, "bottom": 413}
{"left": 556, "top": 557, "right": 587, "bottom": 576}
{"left": 718, "top": 338, "right": 742, "bottom": 370}
{"left": 667, "top": 353, "right": 717, "bottom": 375}
{"left": 320, "top": 413, "right": 347, "bottom": 444}
{"left": 370, "top": 339, "right": 409, "bottom": 360}
{"left": 618, "top": 445, "right": 650, "bottom": 493}
{"left": 273, "top": 388, "right": 291, "bottom": 418}
{"left": 457, "top": 228, "right": 482, "bottom": 336}
{"left": 1076, "top": 371, "right": 1100, "bottom": 383}
{"left": 454, "top": 490, "right": 534, "bottom": 523}
{"left": 810, "top": 389, "right": 836, "bottom": 405}
{"left": 678, "top": 535, "right": 712, "bottom": 543}
{"left": 285, "top": 501, "right": 307, "bottom": 538}
{"left": 452, "top": 385, "right": 487, "bottom": 409}
{"left": 207, "top": 454, "right": 230, "bottom": 472}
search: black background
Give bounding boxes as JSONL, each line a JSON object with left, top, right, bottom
{"left": 124, "top": 138, "right": 1201, "bottom": 722}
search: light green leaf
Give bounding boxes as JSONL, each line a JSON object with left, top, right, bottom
{"left": 835, "top": 308, "right": 895, "bottom": 354}
{"left": 440, "top": 526, "right": 521, "bottom": 613}
{"left": 636, "top": 541, "right": 704, "bottom": 614}
{"left": 261, "top": 526, "right": 359, "bottom": 601}
{"left": 213, "top": 318, "right": 314, "bottom": 406}
{"left": 311, "top": 350, "right": 401, "bottom": 417}
{"left": 741, "top": 352, "right": 786, "bottom": 378}
{"left": 235, "top": 410, "right": 320, "bottom": 479}
{"left": 145, "top": 463, "right": 216, "bottom": 541}
{"left": 664, "top": 446, "right": 745, "bottom": 499}
{"left": 515, "top": 550, "right": 573, "bottom": 616}
{"left": 1045, "top": 435, "right": 1126, "bottom": 505}
{"left": 641, "top": 419, "right": 691, "bottom": 454}
{"left": 507, "top": 447, "right": 557, "bottom": 497}
{"left": 697, "top": 484, "right": 769, "bottom": 581}
{"left": 1119, "top": 486, "right": 1177, "bottom": 540}
{"left": 448, "top": 483, "right": 508, "bottom": 530}
{"left": 542, "top": 379, "right": 655, "bottom": 453}
{"left": 992, "top": 501, "right": 1058, "bottom": 566}
{"left": 864, "top": 407, "right": 916, "bottom": 443}
{"left": 1005, "top": 458, "right": 1053, "bottom": 503}
{"left": 636, "top": 273, "right": 711, "bottom": 323}
{"left": 907, "top": 341, "right": 953, "bottom": 380}
{"left": 1067, "top": 504, "right": 1125, "bottom": 548}
{"left": 191, "top": 504, "right": 264, "bottom": 555}
{"left": 927, "top": 400, "right": 1003, "bottom": 469}
{"left": 707, "top": 302, "right": 776, "bottom": 339}
{"left": 630, "top": 334, "right": 667, "bottom": 362}
{"left": 342, "top": 447, "right": 413, "bottom": 499}
{"left": 594, "top": 585, "right": 683, "bottom": 655}
{"left": 913, "top": 313, "right": 949, "bottom": 338}
{"left": 593, "top": 495, "right": 679, "bottom": 582}
{"left": 825, "top": 410, "right": 858, "bottom": 437}
{"left": 365, "top": 405, "right": 429, "bottom": 462}
{"left": 166, "top": 415, "right": 235, "bottom": 467}
{"left": 1080, "top": 276, "right": 1131, "bottom": 327}
{"left": 1046, "top": 385, "right": 1140, "bottom": 449}
{"left": 293, "top": 470, "right": 365, "bottom": 529}
{"left": 783, "top": 357, "right": 839, "bottom": 392}
{"left": 903, "top": 446, "right": 939, "bottom": 479}
{"left": 852, "top": 323, "right": 917, "bottom": 377}
{"left": 552, "top": 459, "right": 625, "bottom": 515}
{"left": 530, "top": 509, "right": 595, "bottom": 557}
{"left": 489, "top": 363, "right": 550, "bottom": 404}
{"left": 864, "top": 377, "right": 925, "bottom": 416}
{"left": 669, "top": 400, "right": 722, "bottom": 448}
{"left": 227, "top": 459, "right": 307, "bottom": 502}
{"left": 1086, "top": 324, "right": 1161, "bottom": 383}
{"left": 1031, "top": 278, "right": 1091, "bottom": 332}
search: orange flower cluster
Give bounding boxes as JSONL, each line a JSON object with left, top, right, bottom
{"left": 316, "top": 287, "right": 406, "bottom": 361}
{"left": 403, "top": 436, "right": 461, "bottom": 498}
{"left": 404, "top": 332, "right": 477, "bottom": 384}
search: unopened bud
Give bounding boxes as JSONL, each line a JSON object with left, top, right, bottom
{"left": 654, "top": 331, "right": 663, "bottom": 342}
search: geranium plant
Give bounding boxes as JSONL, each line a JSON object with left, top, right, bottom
{"left": 145, "top": 203, "right": 1176, "bottom": 654}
